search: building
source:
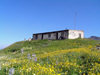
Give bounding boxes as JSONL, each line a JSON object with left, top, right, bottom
{"left": 33, "top": 30, "right": 84, "bottom": 40}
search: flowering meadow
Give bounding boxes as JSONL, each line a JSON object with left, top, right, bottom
{"left": 0, "top": 39, "right": 100, "bottom": 75}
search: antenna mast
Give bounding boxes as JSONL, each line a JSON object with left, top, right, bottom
{"left": 74, "top": 12, "right": 77, "bottom": 30}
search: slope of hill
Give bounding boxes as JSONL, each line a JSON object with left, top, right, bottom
{"left": 0, "top": 39, "right": 100, "bottom": 75}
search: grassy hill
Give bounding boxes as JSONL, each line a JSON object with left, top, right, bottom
{"left": 0, "top": 39, "right": 100, "bottom": 75}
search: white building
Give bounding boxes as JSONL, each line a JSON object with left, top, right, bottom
{"left": 33, "top": 30, "right": 84, "bottom": 40}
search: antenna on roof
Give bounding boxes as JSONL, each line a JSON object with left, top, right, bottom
{"left": 74, "top": 12, "right": 77, "bottom": 30}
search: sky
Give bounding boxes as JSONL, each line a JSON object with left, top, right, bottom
{"left": 0, "top": 0, "right": 100, "bottom": 49}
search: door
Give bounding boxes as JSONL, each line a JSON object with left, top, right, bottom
{"left": 61, "top": 32, "right": 64, "bottom": 39}
{"left": 79, "top": 33, "right": 81, "bottom": 38}
{"left": 56, "top": 32, "right": 58, "bottom": 40}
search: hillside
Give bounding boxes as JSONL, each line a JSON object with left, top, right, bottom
{"left": 0, "top": 39, "right": 100, "bottom": 75}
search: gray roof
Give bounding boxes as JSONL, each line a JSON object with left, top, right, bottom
{"left": 33, "top": 29, "right": 83, "bottom": 35}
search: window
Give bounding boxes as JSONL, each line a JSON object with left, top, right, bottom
{"left": 79, "top": 33, "right": 81, "bottom": 38}
{"left": 61, "top": 32, "right": 64, "bottom": 36}
{"left": 35, "top": 35, "right": 38, "bottom": 39}
{"left": 48, "top": 34, "right": 51, "bottom": 38}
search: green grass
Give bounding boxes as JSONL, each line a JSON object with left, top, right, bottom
{"left": 1, "top": 39, "right": 98, "bottom": 53}
{"left": 0, "top": 39, "right": 100, "bottom": 75}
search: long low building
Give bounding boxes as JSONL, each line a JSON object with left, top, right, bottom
{"left": 32, "top": 30, "right": 84, "bottom": 40}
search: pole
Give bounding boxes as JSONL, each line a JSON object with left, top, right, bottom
{"left": 74, "top": 12, "right": 77, "bottom": 30}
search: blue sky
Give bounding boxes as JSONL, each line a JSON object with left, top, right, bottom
{"left": 0, "top": 0, "right": 100, "bottom": 49}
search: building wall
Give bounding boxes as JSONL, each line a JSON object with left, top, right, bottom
{"left": 43, "top": 34, "right": 48, "bottom": 39}
{"left": 33, "top": 30, "right": 84, "bottom": 40}
{"left": 50, "top": 33, "right": 56, "bottom": 39}
{"left": 37, "top": 34, "right": 42, "bottom": 40}
{"left": 58, "top": 31, "right": 68, "bottom": 39}
{"left": 43, "top": 33, "right": 56, "bottom": 40}
{"left": 33, "top": 35, "right": 36, "bottom": 40}
{"left": 68, "top": 30, "right": 84, "bottom": 39}
{"left": 33, "top": 34, "right": 42, "bottom": 40}
{"left": 64, "top": 31, "right": 68, "bottom": 39}
{"left": 58, "top": 32, "right": 62, "bottom": 39}
{"left": 43, "top": 31, "right": 68, "bottom": 40}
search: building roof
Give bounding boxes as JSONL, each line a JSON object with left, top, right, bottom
{"left": 33, "top": 29, "right": 83, "bottom": 35}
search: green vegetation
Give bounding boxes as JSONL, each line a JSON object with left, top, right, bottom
{"left": 0, "top": 39, "right": 100, "bottom": 75}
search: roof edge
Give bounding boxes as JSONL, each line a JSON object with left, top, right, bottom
{"left": 33, "top": 29, "right": 84, "bottom": 35}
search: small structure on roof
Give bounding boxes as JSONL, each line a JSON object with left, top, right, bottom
{"left": 32, "top": 29, "right": 84, "bottom": 40}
